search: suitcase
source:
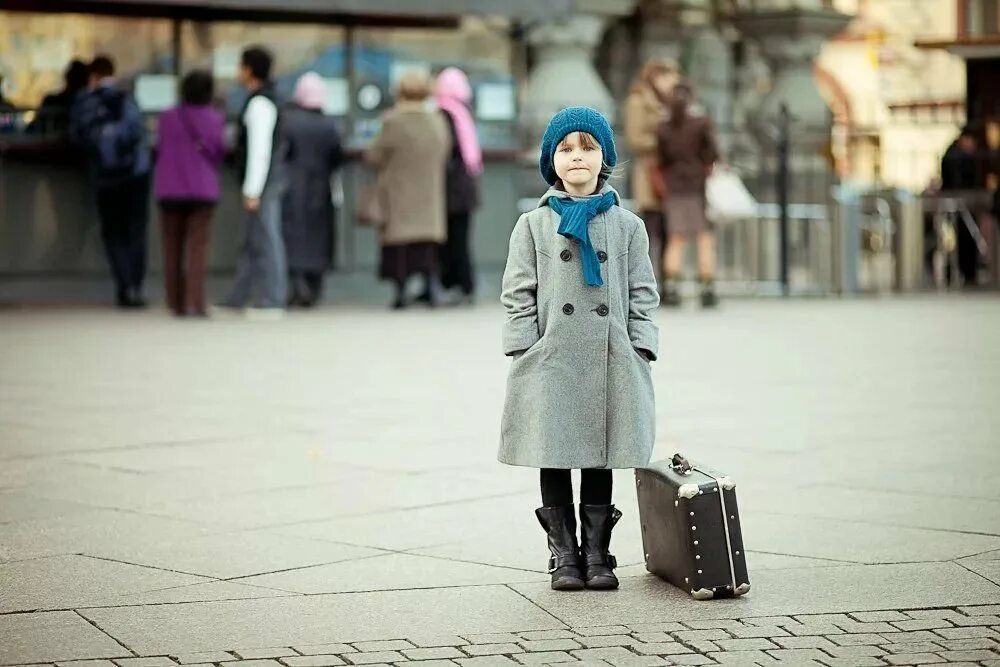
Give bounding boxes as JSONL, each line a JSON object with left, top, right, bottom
{"left": 635, "top": 454, "right": 750, "bottom": 600}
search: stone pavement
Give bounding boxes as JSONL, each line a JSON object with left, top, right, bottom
{"left": 1, "top": 297, "right": 999, "bottom": 666}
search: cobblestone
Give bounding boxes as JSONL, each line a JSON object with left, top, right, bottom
{"left": 280, "top": 657, "right": 347, "bottom": 667}
{"left": 400, "top": 649, "right": 466, "bottom": 662}
{"left": 18, "top": 607, "right": 1000, "bottom": 667}
{"left": 460, "top": 646, "right": 525, "bottom": 657}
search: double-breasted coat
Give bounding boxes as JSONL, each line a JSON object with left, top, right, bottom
{"left": 499, "top": 184, "right": 660, "bottom": 470}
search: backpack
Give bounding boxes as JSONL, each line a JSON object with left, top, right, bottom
{"left": 89, "top": 91, "right": 144, "bottom": 178}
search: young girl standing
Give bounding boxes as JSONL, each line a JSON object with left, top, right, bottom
{"left": 500, "top": 107, "right": 660, "bottom": 591}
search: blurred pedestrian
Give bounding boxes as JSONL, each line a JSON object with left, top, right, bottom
{"left": 70, "top": 55, "right": 152, "bottom": 308}
{"left": 624, "top": 58, "right": 679, "bottom": 293}
{"left": 435, "top": 67, "right": 483, "bottom": 304}
{"left": 278, "top": 72, "right": 344, "bottom": 308}
{"left": 154, "top": 70, "right": 226, "bottom": 317}
{"left": 219, "top": 46, "right": 286, "bottom": 317}
{"left": 366, "top": 70, "right": 451, "bottom": 309}
{"left": 941, "top": 126, "right": 984, "bottom": 287}
{"left": 31, "top": 60, "right": 89, "bottom": 137}
{"left": 657, "top": 81, "right": 720, "bottom": 308}
{"left": 499, "top": 107, "right": 659, "bottom": 592}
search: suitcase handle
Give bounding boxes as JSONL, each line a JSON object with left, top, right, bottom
{"left": 671, "top": 453, "right": 693, "bottom": 474}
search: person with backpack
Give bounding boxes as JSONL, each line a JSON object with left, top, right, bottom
{"left": 218, "top": 46, "right": 286, "bottom": 318}
{"left": 71, "top": 55, "right": 151, "bottom": 308}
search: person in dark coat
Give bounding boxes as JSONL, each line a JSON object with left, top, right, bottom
{"left": 30, "top": 60, "right": 89, "bottom": 137}
{"left": 940, "top": 127, "right": 984, "bottom": 287}
{"left": 656, "top": 81, "right": 720, "bottom": 308}
{"left": 279, "top": 72, "right": 344, "bottom": 307}
{"left": 434, "top": 67, "right": 482, "bottom": 304}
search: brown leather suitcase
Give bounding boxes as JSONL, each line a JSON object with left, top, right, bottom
{"left": 635, "top": 454, "right": 750, "bottom": 600}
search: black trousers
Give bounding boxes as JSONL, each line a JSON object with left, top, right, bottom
{"left": 440, "top": 212, "right": 475, "bottom": 295}
{"left": 95, "top": 175, "right": 149, "bottom": 299}
{"left": 540, "top": 469, "right": 613, "bottom": 507}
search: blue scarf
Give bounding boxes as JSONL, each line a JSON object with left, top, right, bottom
{"left": 548, "top": 191, "right": 617, "bottom": 287}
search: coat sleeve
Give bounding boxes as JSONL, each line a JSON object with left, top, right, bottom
{"left": 627, "top": 218, "right": 661, "bottom": 360}
{"left": 500, "top": 214, "right": 540, "bottom": 356}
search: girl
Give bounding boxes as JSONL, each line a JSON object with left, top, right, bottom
{"left": 499, "top": 107, "right": 660, "bottom": 591}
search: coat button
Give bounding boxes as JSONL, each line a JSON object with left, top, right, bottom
{"left": 597, "top": 251, "right": 608, "bottom": 263}
{"left": 560, "top": 249, "right": 572, "bottom": 262}
{"left": 596, "top": 304, "right": 609, "bottom": 317}
{"left": 562, "top": 303, "right": 574, "bottom": 315}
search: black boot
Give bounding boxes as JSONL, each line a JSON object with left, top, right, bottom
{"left": 661, "top": 277, "right": 682, "bottom": 308}
{"left": 579, "top": 504, "right": 622, "bottom": 590}
{"left": 535, "top": 506, "right": 585, "bottom": 591}
{"left": 699, "top": 277, "right": 719, "bottom": 309}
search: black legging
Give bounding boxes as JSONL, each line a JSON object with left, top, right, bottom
{"left": 540, "top": 468, "right": 613, "bottom": 507}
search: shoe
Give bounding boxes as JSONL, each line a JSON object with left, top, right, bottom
{"left": 535, "top": 505, "right": 585, "bottom": 591}
{"left": 579, "top": 504, "right": 622, "bottom": 590}
{"left": 699, "top": 280, "right": 719, "bottom": 309}
{"left": 245, "top": 307, "right": 284, "bottom": 322}
{"left": 115, "top": 287, "right": 146, "bottom": 309}
{"left": 661, "top": 286, "right": 682, "bottom": 308}
{"left": 210, "top": 303, "right": 245, "bottom": 318}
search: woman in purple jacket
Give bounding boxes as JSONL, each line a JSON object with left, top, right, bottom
{"left": 154, "top": 70, "right": 226, "bottom": 317}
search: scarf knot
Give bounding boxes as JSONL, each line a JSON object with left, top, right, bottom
{"left": 547, "top": 191, "right": 616, "bottom": 287}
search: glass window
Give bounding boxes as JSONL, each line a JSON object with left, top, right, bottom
{"left": 0, "top": 12, "right": 173, "bottom": 109}
{"left": 179, "top": 22, "right": 347, "bottom": 118}
{"left": 967, "top": 0, "right": 1000, "bottom": 36}
{"left": 351, "top": 17, "right": 517, "bottom": 149}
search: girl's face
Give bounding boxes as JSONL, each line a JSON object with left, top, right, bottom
{"left": 553, "top": 132, "right": 603, "bottom": 195}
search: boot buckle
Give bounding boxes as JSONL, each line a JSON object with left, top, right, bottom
{"left": 548, "top": 554, "right": 580, "bottom": 573}
{"left": 583, "top": 553, "right": 617, "bottom": 568}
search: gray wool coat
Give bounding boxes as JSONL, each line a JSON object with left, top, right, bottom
{"left": 499, "top": 183, "right": 660, "bottom": 470}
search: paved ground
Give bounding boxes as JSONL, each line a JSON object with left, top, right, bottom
{"left": 1, "top": 296, "right": 999, "bottom": 666}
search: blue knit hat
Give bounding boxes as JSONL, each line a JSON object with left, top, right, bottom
{"left": 539, "top": 106, "right": 617, "bottom": 186}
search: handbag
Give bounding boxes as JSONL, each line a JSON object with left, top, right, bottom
{"left": 357, "top": 182, "right": 384, "bottom": 227}
{"left": 648, "top": 162, "right": 668, "bottom": 201}
{"left": 705, "top": 167, "right": 758, "bottom": 222}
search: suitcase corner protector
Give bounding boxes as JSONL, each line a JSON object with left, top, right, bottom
{"left": 691, "top": 588, "right": 714, "bottom": 600}
{"left": 678, "top": 483, "right": 700, "bottom": 499}
{"left": 735, "top": 583, "right": 751, "bottom": 596}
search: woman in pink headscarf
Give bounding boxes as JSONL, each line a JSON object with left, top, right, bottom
{"left": 278, "top": 72, "right": 344, "bottom": 307}
{"left": 435, "top": 67, "right": 483, "bottom": 304}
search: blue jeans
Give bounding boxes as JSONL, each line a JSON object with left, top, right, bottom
{"left": 224, "top": 190, "right": 286, "bottom": 308}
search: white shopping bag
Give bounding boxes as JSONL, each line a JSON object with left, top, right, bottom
{"left": 706, "top": 167, "right": 758, "bottom": 222}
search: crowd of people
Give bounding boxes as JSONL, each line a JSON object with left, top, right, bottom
{"left": 62, "top": 46, "right": 483, "bottom": 316}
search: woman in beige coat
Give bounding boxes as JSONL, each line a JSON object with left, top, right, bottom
{"left": 366, "top": 71, "right": 451, "bottom": 309}
{"left": 623, "top": 58, "right": 679, "bottom": 290}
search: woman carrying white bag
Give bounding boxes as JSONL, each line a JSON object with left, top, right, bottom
{"left": 656, "top": 81, "right": 722, "bottom": 308}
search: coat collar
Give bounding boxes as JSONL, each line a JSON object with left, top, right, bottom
{"left": 537, "top": 182, "right": 621, "bottom": 209}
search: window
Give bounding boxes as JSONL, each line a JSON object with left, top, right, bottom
{"left": 179, "top": 22, "right": 347, "bottom": 118}
{"left": 965, "top": 0, "right": 1000, "bottom": 36}
{"left": 0, "top": 12, "right": 173, "bottom": 109}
